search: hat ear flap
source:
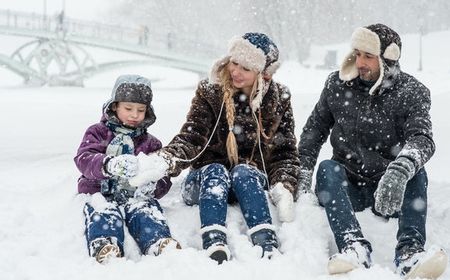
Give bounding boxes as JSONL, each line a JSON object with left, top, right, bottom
{"left": 339, "top": 51, "right": 359, "bottom": 81}
{"left": 383, "top": 42, "right": 400, "bottom": 61}
{"left": 210, "top": 56, "right": 231, "bottom": 84}
{"left": 146, "top": 104, "right": 156, "bottom": 126}
{"left": 264, "top": 61, "right": 280, "bottom": 76}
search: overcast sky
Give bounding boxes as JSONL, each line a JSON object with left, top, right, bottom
{"left": 3, "top": 0, "right": 114, "bottom": 20}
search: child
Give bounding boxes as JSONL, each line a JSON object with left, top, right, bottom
{"left": 74, "top": 74, "right": 180, "bottom": 264}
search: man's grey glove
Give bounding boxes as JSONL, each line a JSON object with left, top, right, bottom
{"left": 374, "top": 157, "right": 416, "bottom": 216}
{"left": 298, "top": 169, "right": 313, "bottom": 194}
{"left": 104, "top": 154, "right": 138, "bottom": 178}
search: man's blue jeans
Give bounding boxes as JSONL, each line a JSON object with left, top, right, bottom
{"left": 315, "top": 159, "right": 427, "bottom": 258}
{"left": 182, "top": 163, "right": 272, "bottom": 229}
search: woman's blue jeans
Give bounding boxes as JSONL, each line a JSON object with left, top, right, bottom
{"left": 182, "top": 163, "right": 272, "bottom": 230}
{"left": 315, "top": 159, "right": 427, "bottom": 258}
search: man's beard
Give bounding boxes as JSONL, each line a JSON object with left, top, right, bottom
{"left": 359, "top": 68, "right": 378, "bottom": 81}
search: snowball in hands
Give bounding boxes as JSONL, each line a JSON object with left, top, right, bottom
{"left": 128, "top": 152, "right": 170, "bottom": 187}
{"left": 106, "top": 154, "right": 138, "bottom": 178}
{"left": 270, "top": 182, "right": 295, "bottom": 222}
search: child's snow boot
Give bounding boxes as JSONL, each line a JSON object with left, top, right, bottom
{"left": 90, "top": 237, "right": 122, "bottom": 264}
{"left": 201, "top": 225, "right": 230, "bottom": 264}
{"left": 249, "top": 224, "right": 280, "bottom": 259}
{"left": 328, "top": 241, "right": 372, "bottom": 274}
{"left": 395, "top": 246, "right": 448, "bottom": 279}
{"left": 146, "top": 237, "right": 182, "bottom": 256}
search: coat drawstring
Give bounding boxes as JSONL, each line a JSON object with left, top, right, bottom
{"left": 175, "top": 99, "right": 225, "bottom": 164}
{"left": 175, "top": 84, "right": 269, "bottom": 184}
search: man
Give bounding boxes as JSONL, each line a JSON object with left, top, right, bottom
{"left": 298, "top": 23, "right": 447, "bottom": 279}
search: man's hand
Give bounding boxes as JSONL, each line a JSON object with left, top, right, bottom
{"left": 374, "top": 157, "right": 415, "bottom": 216}
{"left": 298, "top": 169, "right": 313, "bottom": 193}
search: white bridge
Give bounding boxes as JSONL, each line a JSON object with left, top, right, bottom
{"left": 0, "top": 9, "right": 218, "bottom": 86}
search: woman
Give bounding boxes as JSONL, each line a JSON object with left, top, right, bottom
{"left": 131, "top": 33, "right": 300, "bottom": 264}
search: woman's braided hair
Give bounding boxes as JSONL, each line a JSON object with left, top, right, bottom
{"left": 219, "top": 65, "right": 239, "bottom": 165}
{"left": 218, "top": 63, "right": 260, "bottom": 166}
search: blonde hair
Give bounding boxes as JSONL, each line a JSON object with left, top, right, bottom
{"left": 219, "top": 66, "right": 238, "bottom": 165}
{"left": 218, "top": 64, "right": 261, "bottom": 166}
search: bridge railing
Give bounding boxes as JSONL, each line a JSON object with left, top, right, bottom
{"left": 0, "top": 9, "right": 50, "bottom": 30}
{"left": 0, "top": 9, "right": 221, "bottom": 59}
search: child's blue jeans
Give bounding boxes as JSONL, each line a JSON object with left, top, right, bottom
{"left": 84, "top": 197, "right": 172, "bottom": 255}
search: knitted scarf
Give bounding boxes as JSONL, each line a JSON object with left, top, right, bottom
{"left": 102, "top": 121, "right": 146, "bottom": 203}
{"left": 106, "top": 122, "right": 145, "bottom": 156}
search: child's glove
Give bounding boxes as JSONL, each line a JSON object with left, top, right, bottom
{"left": 134, "top": 182, "right": 157, "bottom": 201}
{"left": 269, "top": 182, "right": 295, "bottom": 223}
{"left": 104, "top": 154, "right": 138, "bottom": 178}
{"left": 133, "top": 176, "right": 172, "bottom": 201}
{"left": 374, "top": 157, "right": 415, "bottom": 216}
{"left": 128, "top": 152, "right": 173, "bottom": 187}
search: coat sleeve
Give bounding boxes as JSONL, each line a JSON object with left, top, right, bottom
{"left": 74, "top": 124, "right": 109, "bottom": 180}
{"left": 266, "top": 88, "right": 300, "bottom": 197}
{"left": 163, "top": 80, "right": 218, "bottom": 176}
{"left": 397, "top": 81, "right": 435, "bottom": 172}
{"left": 153, "top": 176, "right": 173, "bottom": 199}
{"left": 298, "top": 75, "right": 335, "bottom": 175}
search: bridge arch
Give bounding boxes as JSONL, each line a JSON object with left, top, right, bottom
{"left": 10, "top": 38, "right": 97, "bottom": 86}
{"left": 0, "top": 9, "right": 218, "bottom": 86}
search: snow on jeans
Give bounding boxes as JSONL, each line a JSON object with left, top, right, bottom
{"left": 84, "top": 198, "right": 172, "bottom": 255}
{"left": 182, "top": 163, "right": 272, "bottom": 243}
{"left": 315, "top": 159, "right": 427, "bottom": 258}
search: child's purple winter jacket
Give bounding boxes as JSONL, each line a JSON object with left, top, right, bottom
{"left": 74, "top": 121, "right": 171, "bottom": 198}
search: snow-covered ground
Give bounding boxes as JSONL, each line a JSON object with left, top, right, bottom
{"left": 0, "top": 30, "right": 449, "bottom": 280}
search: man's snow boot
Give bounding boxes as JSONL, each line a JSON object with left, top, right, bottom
{"left": 90, "top": 237, "right": 122, "bottom": 264}
{"left": 328, "top": 242, "right": 372, "bottom": 274}
{"left": 201, "top": 225, "right": 230, "bottom": 264}
{"left": 249, "top": 225, "right": 279, "bottom": 259}
{"left": 395, "top": 246, "right": 448, "bottom": 279}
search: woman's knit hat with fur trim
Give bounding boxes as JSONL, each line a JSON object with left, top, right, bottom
{"left": 210, "top": 32, "right": 280, "bottom": 83}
